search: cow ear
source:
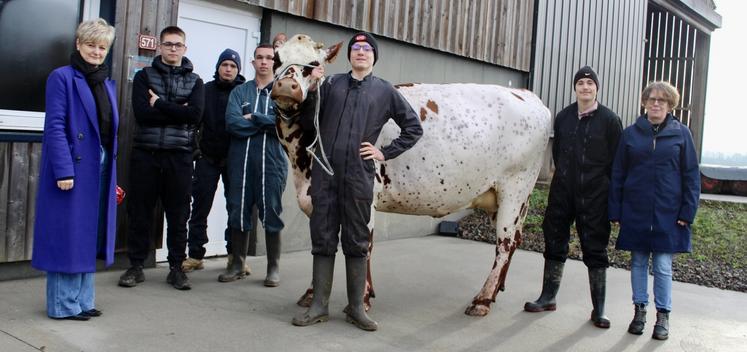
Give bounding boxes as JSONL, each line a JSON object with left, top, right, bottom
{"left": 324, "top": 42, "right": 343, "bottom": 64}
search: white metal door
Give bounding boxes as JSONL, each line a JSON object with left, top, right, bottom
{"left": 157, "top": 0, "right": 261, "bottom": 262}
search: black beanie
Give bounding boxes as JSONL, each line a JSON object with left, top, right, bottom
{"left": 216, "top": 48, "right": 241, "bottom": 73}
{"left": 573, "top": 66, "right": 599, "bottom": 88}
{"left": 348, "top": 32, "right": 379, "bottom": 65}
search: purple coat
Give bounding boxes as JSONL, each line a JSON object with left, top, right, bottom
{"left": 31, "top": 65, "right": 119, "bottom": 273}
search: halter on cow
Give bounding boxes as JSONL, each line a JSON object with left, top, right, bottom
{"left": 271, "top": 34, "right": 552, "bottom": 316}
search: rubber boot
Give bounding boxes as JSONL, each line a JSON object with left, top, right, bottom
{"left": 292, "top": 255, "right": 335, "bottom": 326}
{"left": 589, "top": 267, "right": 611, "bottom": 328}
{"left": 218, "top": 229, "right": 249, "bottom": 282}
{"left": 652, "top": 310, "right": 669, "bottom": 340}
{"left": 264, "top": 232, "right": 281, "bottom": 287}
{"left": 344, "top": 256, "right": 378, "bottom": 331}
{"left": 628, "top": 303, "right": 647, "bottom": 335}
{"left": 225, "top": 254, "right": 252, "bottom": 275}
{"left": 524, "top": 259, "right": 564, "bottom": 312}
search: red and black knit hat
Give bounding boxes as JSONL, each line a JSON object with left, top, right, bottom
{"left": 348, "top": 32, "right": 379, "bottom": 65}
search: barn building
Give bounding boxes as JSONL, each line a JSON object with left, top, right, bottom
{"left": 0, "top": 0, "right": 721, "bottom": 278}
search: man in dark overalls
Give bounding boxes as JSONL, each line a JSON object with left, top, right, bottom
{"left": 524, "top": 66, "right": 622, "bottom": 329}
{"left": 292, "top": 32, "right": 423, "bottom": 331}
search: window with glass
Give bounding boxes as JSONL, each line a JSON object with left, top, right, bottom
{"left": 0, "top": 0, "right": 112, "bottom": 131}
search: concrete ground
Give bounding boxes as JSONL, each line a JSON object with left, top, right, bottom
{"left": 0, "top": 236, "right": 744, "bottom": 352}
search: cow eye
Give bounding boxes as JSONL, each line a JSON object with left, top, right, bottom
{"left": 302, "top": 61, "right": 320, "bottom": 77}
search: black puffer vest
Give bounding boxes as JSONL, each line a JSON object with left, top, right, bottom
{"left": 134, "top": 56, "right": 199, "bottom": 151}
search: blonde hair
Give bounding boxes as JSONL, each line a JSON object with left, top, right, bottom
{"left": 76, "top": 18, "right": 115, "bottom": 48}
{"left": 641, "top": 81, "right": 680, "bottom": 108}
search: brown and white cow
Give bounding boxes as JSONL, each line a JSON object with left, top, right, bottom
{"left": 271, "top": 34, "right": 551, "bottom": 316}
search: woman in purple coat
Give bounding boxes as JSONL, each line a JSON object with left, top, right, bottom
{"left": 31, "top": 19, "right": 118, "bottom": 321}
{"left": 609, "top": 81, "right": 700, "bottom": 340}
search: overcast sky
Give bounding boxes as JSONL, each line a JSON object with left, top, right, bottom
{"left": 702, "top": 0, "right": 746, "bottom": 155}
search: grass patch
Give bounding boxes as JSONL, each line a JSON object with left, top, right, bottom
{"left": 460, "top": 184, "right": 747, "bottom": 291}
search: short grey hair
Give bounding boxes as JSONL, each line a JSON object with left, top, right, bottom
{"left": 641, "top": 81, "right": 680, "bottom": 108}
{"left": 76, "top": 18, "right": 115, "bottom": 48}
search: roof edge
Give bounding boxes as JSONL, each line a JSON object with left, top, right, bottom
{"left": 651, "top": 0, "right": 722, "bottom": 33}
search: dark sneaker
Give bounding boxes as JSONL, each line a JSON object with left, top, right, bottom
{"left": 167, "top": 269, "right": 192, "bottom": 290}
{"left": 81, "top": 309, "right": 103, "bottom": 317}
{"left": 51, "top": 313, "right": 90, "bottom": 321}
{"left": 118, "top": 266, "right": 145, "bottom": 287}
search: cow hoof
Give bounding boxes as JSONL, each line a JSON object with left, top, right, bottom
{"left": 364, "top": 300, "right": 372, "bottom": 312}
{"left": 297, "top": 291, "right": 313, "bottom": 307}
{"left": 465, "top": 304, "right": 490, "bottom": 316}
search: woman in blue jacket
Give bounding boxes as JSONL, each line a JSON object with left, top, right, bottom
{"left": 31, "top": 19, "right": 118, "bottom": 321}
{"left": 609, "top": 81, "right": 700, "bottom": 340}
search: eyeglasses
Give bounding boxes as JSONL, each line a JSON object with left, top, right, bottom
{"left": 161, "top": 42, "right": 185, "bottom": 50}
{"left": 646, "top": 97, "right": 668, "bottom": 105}
{"left": 351, "top": 43, "right": 374, "bottom": 52}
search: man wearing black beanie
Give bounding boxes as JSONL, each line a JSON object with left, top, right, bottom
{"left": 347, "top": 32, "right": 379, "bottom": 65}
{"left": 524, "top": 65, "right": 622, "bottom": 330}
{"left": 292, "top": 32, "right": 423, "bottom": 331}
{"left": 183, "top": 49, "right": 246, "bottom": 274}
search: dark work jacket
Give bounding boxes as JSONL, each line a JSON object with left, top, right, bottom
{"left": 550, "top": 102, "right": 622, "bottom": 209}
{"left": 300, "top": 72, "right": 423, "bottom": 200}
{"left": 132, "top": 56, "right": 204, "bottom": 151}
{"left": 197, "top": 73, "right": 246, "bottom": 160}
{"left": 609, "top": 114, "right": 700, "bottom": 253}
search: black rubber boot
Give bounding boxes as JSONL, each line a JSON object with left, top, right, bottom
{"left": 628, "top": 303, "right": 647, "bottom": 335}
{"left": 589, "top": 267, "right": 611, "bottom": 328}
{"left": 292, "top": 255, "right": 335, "bottom": 326}
{"left": 264, "top": 232, "right": 281, "bottom": 287}
{"left": 218, "top": 229, "right": 250, "bottom": 282}
{"left": 524, "top": 260, "right": 564, "bottom": 312}
{"left": 344, "top": 256, "right": 378, "bottom": 331}
{"left": 652, "top": 310, "right": 669, "bottom": 340}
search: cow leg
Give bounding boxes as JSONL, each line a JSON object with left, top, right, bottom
{"left": 465, "top": 173, "right": 535, "bottom": 316}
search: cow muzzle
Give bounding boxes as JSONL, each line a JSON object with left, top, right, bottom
{"left": 271, "top": 77, "right": 303, "bottom": 113}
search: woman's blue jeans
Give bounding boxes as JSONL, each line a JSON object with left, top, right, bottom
{"left": 47, "top": 272, "right": 95, "bottom": 318}
{"left": 630, "top": 251, "right": 673, "bottom": 312}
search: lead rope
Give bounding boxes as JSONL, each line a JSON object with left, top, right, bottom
{"left": 306, "top": 77, "right": 335, "bottom": 176}
{"left": 274, "top": 63, "right": 335, "bottom": 176}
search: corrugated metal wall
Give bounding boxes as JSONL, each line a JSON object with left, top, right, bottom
{"left": 532, "top": 0, "right": 647, "bottom": 126}
{"left": 241, "top": 0, "right": 534, "bottom": 72}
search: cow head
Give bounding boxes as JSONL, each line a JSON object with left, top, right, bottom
{"left": 271, "top": 34, "right": 341, "bottom": 119}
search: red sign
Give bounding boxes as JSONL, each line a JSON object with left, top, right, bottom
{"left": 138, "top": 34, "right": 157, "bottom": 51}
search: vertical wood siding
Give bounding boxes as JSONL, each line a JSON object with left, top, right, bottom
{"left": 532, "top": 0, "right": 647, "bottom": 127}
{"left": 240, "top": 0, "right": 534, "bottom": 71}
{"left": 110, "top": 0, "right": 175, "bottom": 251}
{"left": 0, "top": 143, "right": 41, "bottom": 262}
